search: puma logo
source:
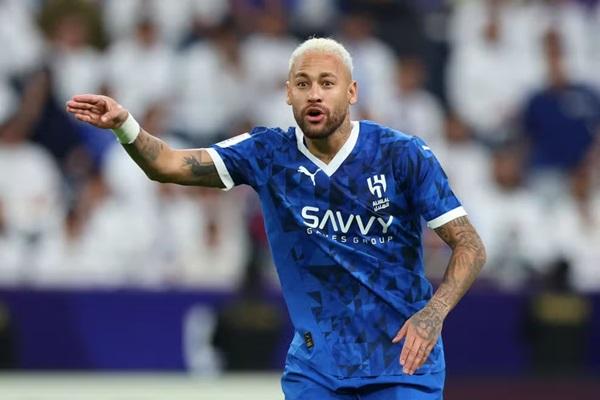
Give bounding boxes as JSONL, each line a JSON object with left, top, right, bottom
{"left": 298, "top": 166, "right": 321, "bottom": 186}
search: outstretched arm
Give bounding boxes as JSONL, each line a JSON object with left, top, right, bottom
{"left": 66, "top": 94, "right": 224, "bottom": 188}
{"left": 123, "top": 130, "right": 223, "bottom": 187}
{"left": 393, "top": 215, "right": 486, "bottom": 374}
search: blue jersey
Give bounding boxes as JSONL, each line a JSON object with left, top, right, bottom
{"left": 208, "top": 120, "right": 465, "bottom": 387}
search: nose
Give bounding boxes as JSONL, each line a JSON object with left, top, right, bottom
{"left": 307, "top": 84, "right": 322, "bottom": 102}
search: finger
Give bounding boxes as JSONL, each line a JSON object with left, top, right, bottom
{"left": 72, "top": 110, "right": 101, "bottom": 120}
{"left": 66, "top": 101, "right": 103, "bottom": 113}
{"left": 399, "top": 334, "right": 416, "bottom": 366}
{"left": 407, "top": 345, "right": 427, "bottom": 374}
{"left": 411, "top": 346, "right": 431, "bottom": 374}
{"left": 72, "top": 113, "right": 96, "bottom": 124}
{"left": 411, "top": 343, "right": 434, "bottom": 374}
{"left": 392, "top": 323, "right": 408, "bottom": 344}
{"left": 72, "top": 94, "right": 105, "bottom": 105}
{"left": 403, "top": 340, "right": 423, "bottom": 374}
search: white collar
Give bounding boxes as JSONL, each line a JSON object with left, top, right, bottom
{"left": 295, "top": 121, "right": 360, "bottom": 177}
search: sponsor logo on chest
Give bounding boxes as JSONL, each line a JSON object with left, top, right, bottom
{"left": 301, "top": 206, "right": 393, "bottom": 235}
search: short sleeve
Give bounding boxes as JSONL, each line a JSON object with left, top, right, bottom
{"left": 205, "top": 127, "right": 276, "bottom": 190}
{"left": 405, "top": 137, "right": 466, "bottom": 229}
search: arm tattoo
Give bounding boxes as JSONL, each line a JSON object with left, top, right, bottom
{"left": 138, "top": 133, "right": 163, "bottom": 161}
{"left": 410, "top": 216, "right": 486, "bottom": 341}
{"left": 121, "top": 131, "right": 166, "bottom": 183}
{"left": 123, "top": 130, "right": 165, "bottom": 165}
{"left": 432, "top": 216, "right": 486, "bottom": 313}
{"left": 121, "top": 130, "right": 223, "bottom": 187}
{"left": 181, "top": 155, "right": 223, "bottom": 187}
{"left": 411, "top": 298, "right": 446, "bottom": 341}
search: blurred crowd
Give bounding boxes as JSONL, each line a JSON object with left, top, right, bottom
{"left": 0, "top": 0, "right": 599, "bottom": 293}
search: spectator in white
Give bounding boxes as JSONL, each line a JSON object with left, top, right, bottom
{"left": 588, "top": 3, "right": 600, "bottom": 92}
{"left": 337, "top": 9, "right": 396, "bottom": 121}
{"left": 176, "top": 189, "right": 250, "bottom": 290}
{"left": 421, "top": 114, "right": 492, "bottom": 280}
{"left": 438, "top": 113, "right": 492, "bottom": 214}
{"left": 536, "top": 0, "right": 593, "bottom": 85}
{"left": 380, "top": 56, "right": 446, "bottom": 160}
{"left": 447, "top": 0, "right": 543, "bottom": 143}
{"left": 473, "top": 144, "right": 552, "bottom": 290}
{"left": 173, "top": 18, "right": 249, "bottom": 146}
{"left": 0, "top": 114, "right": 64, "bottom": 285}
{"left": 101, "top": 102, "right": 249, "bottom": 289}
{"left": 0, "top": 85, "right": 20, "bottom": 280}
{"left": 102, "top": 104, "right": 168, "bottom": 210}
{"left": 0, "top": 0, "right": 44, "bottom": 79}
{"left": 36, "top": 174, "right": 155, "bottom": 287}
{"left": 104, "top": 18, "right": 174, "bottom": 118}
{"left": 551, "top": 161, "right": 600, "bottom": 292}
{"left": 99, "top": 104, "right": 178, "bottom": 287}
{"left": 241, "top": 11, "right": 298, "bottom": 129}
{"left": 103, "top": 0, "right": 229, "bottom": 47}
{"left": 109, "top": 112, "right": 253, "bottom": 287}
{"left": 289, "top": 0, "right": 338, "bottom": 37}
{"left": 41, "top": 0, "right": 106, "bottom": 106}
{"left": 0, "top": 199, "right": 21, "bottom": 275}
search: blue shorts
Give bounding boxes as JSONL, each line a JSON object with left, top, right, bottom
{"left": 282, "top": 370, "right": 445, "bottom": 400}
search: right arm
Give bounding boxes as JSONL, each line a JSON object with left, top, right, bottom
{"left": 66, "top": 94, "right": 225, "bottom": 188}
{"left": 123, "top": 130, "right": 223, "bottom": 187}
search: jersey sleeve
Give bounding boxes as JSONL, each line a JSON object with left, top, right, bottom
{"left": 405, "top": 137, "right": 467, "bottom": 229}
{"left": 205, "top": 127, "right": 276, "bottom": 190}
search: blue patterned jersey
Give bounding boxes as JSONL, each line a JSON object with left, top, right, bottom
{"left": 207, "top": 120, "right": 465, "bottom": 385}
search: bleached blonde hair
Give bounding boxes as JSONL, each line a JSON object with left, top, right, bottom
{"left": 288, "top": 37, "right": 353, "bottom": 76}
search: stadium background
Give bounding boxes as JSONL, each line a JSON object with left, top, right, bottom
{"left": 0, "top": 0, "right": 599, "bottom": 398}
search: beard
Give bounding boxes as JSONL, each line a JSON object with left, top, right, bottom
{"left": 293, "top": 105, "right": 347, "bottom": 140}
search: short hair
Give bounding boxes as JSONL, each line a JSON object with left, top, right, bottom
{"left": 288, "top": 37, "right": 353, "bottom": 76}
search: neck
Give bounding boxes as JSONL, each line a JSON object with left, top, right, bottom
{"left": 304, "top": 117, "right": 353, "bottom": 164}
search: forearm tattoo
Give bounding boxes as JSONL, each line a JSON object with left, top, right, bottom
{"left": 431, "top": 216, "right": 486, "bottom": 315}
{"left": 124, "top": 130, "right": 165, "bottom": 165}
{"left": 123, "top": 131, "right": 223, "bottom": 187}
{"left": 138, "top": 132, "right": 163, "bottom": 161}
{"left": 408, "top": 217, "right": 486, "bottom": 343}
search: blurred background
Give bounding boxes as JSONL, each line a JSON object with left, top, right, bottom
{"left": 0, "top": 0, "right": 599, "bottom": 398}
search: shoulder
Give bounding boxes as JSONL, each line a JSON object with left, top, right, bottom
{"left": 360, "top": 120, "right": 425, "bottom": 151}
{"left": 361, "top": 121, "right": 440, "bottom": 173}
{"left": 213, "top": 127, "right": 294, "bottom": 155}
{"left": 248, "top": 126, "right": 295, "bottom": 146}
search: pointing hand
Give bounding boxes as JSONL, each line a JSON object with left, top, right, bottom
{"left": 65, "top": 94, "right": 129, "bottom": 130}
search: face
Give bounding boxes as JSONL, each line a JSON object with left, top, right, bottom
{"left": 287, "top": 52, "right": 357, "bottom": 139}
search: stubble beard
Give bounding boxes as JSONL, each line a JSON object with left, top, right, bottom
{"left": 294, "top": 106, "right": 348, "bottom": 140}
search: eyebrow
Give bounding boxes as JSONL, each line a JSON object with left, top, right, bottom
{"left": 294, "top": 72, "right": 337, "bottom": 79}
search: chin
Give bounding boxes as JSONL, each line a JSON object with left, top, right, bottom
{"left": 302, "top": 125, "right": 334, "bottom": 139}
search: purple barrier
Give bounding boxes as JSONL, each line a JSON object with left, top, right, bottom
{"left": 0, "top": 288, "right": 598, "bottom": 373}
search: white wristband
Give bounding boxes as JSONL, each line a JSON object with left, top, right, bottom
{"left": 111, "top": 113, "right": 140, "bottom": 144}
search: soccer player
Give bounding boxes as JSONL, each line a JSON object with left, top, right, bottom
{"left": 66, "top": 38, "right": 486, "bottom": 399}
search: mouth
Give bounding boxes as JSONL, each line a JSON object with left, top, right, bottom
{"left": 305, "top": 107, "right": 326, "bottom": 124}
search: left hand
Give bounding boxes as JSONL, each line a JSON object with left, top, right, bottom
{"left": 392, "top": 304, "right": 445, "bottom": 375}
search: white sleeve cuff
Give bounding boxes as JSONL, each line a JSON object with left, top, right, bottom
{"left": 427, "top": 206, "right": 467, "bottom": 229}
{"left": 205, "top": 148, "right": 234, "bottom": 191}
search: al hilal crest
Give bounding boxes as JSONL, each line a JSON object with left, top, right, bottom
{"left": 368, "top": 175, "right": 390, "bottom": 212}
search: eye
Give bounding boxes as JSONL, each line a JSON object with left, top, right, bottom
{"left": 322, "top": 81, "right": 334, "bottom": 87}
{"left": 297, "top": 81, "right": 309, "bottom": 88}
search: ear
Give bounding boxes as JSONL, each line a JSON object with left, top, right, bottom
{"left": 286, "top": 81, "right": 292, "bottom": 105}
{"left": 348, "top": 80, "right": 358, "bottom": 105}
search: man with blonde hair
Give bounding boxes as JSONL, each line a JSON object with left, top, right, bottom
{"left": 67, "top": 37, "right": 486, "bottom": 399}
